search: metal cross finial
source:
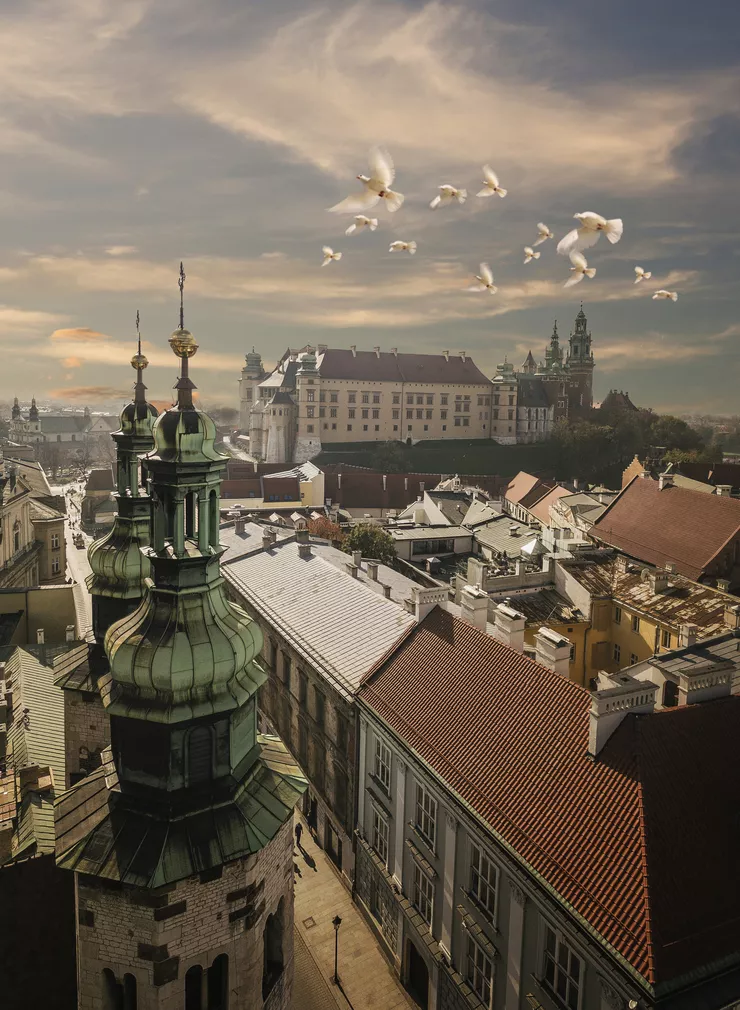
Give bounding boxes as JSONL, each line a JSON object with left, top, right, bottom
{"left": 136, "top": 309, "right": 141, "bottom": 356}
{"left": 178, "top": 262, "right": 186, "bottom": 329}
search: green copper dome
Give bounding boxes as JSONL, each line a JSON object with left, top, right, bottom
{"left": 150, "top": 402, "right": 223, "bottom": 463}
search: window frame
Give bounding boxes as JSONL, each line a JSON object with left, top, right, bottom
{"left": 632, "top": 614, "right": 641, "bottom": 633}
{"left": 372, "top": 806, "right": 390, "bottom": 868}
{"left": 541, "top": 922, "right": 584, "bottom": 1010}
{"left": 468, "top": 841, "right": 499, "bottom": 921}
{"left": 373, "top": 735, "right": 392, "bottom": 793}
{"left": 412, "top": 860, "right": 435, "bottom": 927}
{"left": 614, "top": 606, "right": 622, "bottom": 625}
{"left": 466, "top": 934, "right": 494, "bottom": 1009}
{"left": 414, "top": 781, "right": 437, "bottom": 850}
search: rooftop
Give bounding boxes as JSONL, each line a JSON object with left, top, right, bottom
{"left": 222, "top": 539, "right": 416, "bottom": 699}
{"left": 84, "top": 468, "right": 116, "bottom": 493}
{"left": 472, "top": 514, "right": 540, "bottom": 558}
{"left": 591, "top": 476, "right": 740, "bottom": 581}
{"left": 388, "top": 525, "right": 471, "bottom": 542}
{"left": 504, "top": 471, "right": 542, "bottom": 505}
{"left": 359, "top": 607, "right": 740, "bottom": 987}
{"left": 316, "top": 348, "right": 491, "bottom": 386}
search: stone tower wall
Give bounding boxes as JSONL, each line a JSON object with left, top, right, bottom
{"left": 76, "top": 817, "right": 295, "bottom": 1010}
{"left": 63, "top": 690, "right": 111, "bottom": 788}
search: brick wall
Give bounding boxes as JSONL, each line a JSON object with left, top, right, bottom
{"left": 76, "top": 818, "right": 295, "bottom": 1010}
{"left": 63, "top": 689, "right": 111, "bottom": 786}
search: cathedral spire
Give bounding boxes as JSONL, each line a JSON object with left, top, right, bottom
{"left": 169, "top": 261, "right": 199, "bottom": 409}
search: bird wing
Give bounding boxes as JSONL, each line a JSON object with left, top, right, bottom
{"left": 408, "top": 242, "right": 417, "bottom": 254}
{"left": 483, "top": 165, "right": 499, "bottom": 187}
{"left": 334, "top": 251, "right": 342, "bottom": 261}
{"left": 564, "top": 273, "right": 584, "bottom": 288}
{"left": 476, "top": 187, "right": 494, "bottom": 198}
{"left": 634, "top": 266, "right": 643, "bottom": 276}
{"left": 467, "top": 283, "right": 488, "bottom": 292}
{"left": 429, "top": 195, "right": 442, "bottom": 209}
{"left": 369, "top": 147, "right": 395, "bottom": 188}
{"left": 569, "top": 250, "right": 588, "bottom": 270}
{"left": 524, "top": 247, "right": 534, "bottom": 256}
{"left": 480, "top": 262, "right": 493, "bottom": 285}
{"left": 345, "top": 223, "right": 357, "bottom": 236}
{"left": 328, "top": 190, "right": 381, "bottom": 214}
{"left": 576, "top": 211, "right": 607, "bottom": 229}
{"left": 383, "top": 189, "right": 404, "bottom": 212}
{"left": 560, "top": 228, "right": 599, "bottom": 255}
{"left": 537, "top": 223, "right": 550, "bottom": 236}
{"left": 322, "top": 246, "right": 333, "bottom": 256}
{"left": 605, "top": 218, "right": 624, "bottom": 244}
{"left": 389, "top": 242, "right": 402, "bottom": 250}
{"left": 556, "top": 228, "right": 581, "bottom": 255}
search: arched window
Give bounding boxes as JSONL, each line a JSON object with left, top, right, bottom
{"left": 209, "top": 489, "right": 219, "bottom": 548}
{"left": 185, "top": 965, "right": 203, "bottom": 1010}
{"left": 262, "top": 898, "right": 285, "bottom": 999}
{"left": 208, "top": 954, "right": 229, "bottom": 1010}
{"left": 102, "top": 968, "right": 123, "bottom": 1010}
{"left": 188, "top": 727, "right": 213, "bottom": 784}
{"left": 123, "top": 974, "right": 137, "bottom": 1010}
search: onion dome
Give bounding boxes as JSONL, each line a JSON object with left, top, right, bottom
{"left": 28, "top": 397, "right": 38, "bottom": 422}
{"left": 119, "top": 342, "right": 158, "bottom": 438}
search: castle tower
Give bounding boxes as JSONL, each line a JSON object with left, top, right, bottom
{"left": 55, "top": 267, "right": 306, "bottom": 1010}
{"left": 239, "top": 347, "right": 265, "bottom": 431}
{"left": 566, "top": 304, "right": 595, "bottom": 412}
{"left": 521, "top": 351, "right": 537, "bottom": 375}
{"left": 87, "top": 316, "right": 159, "bottom": 670}
{"left": 292, "top": 347, "right": 320, "bottom": 464}
{"left": 544, "top": 320, "right": 564, "bottom": 373}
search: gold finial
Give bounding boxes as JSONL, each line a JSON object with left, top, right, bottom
{"left": 131, "top": 309, "right": 149, "bottom": 371}
{"left": 169, "top": 262, "right": 198, "bottom": 360}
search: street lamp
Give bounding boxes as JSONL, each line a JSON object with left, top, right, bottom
{"left": 332, "top": 915, "right": 342, "bottom": 984}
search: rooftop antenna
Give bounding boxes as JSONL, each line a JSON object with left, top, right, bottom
{"left": 178, "top": 261, "right": 186, "bottom": 330}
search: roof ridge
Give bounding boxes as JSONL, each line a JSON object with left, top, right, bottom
{"left": 633, "top": 716, "right": 657, "bottom": 983}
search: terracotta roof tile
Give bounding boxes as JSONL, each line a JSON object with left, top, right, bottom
{"left": 359, "top": 607, "right": 740, "bottom": 985}
{"left": 505, "top": 471, "right": 543, "bottom": 505}
{"left": 591, "top": 477, "right": 740, "bottom": 581}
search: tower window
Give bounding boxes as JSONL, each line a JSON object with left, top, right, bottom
{"left": 185, "top": 966, "right": 203, "bottom": 1010}
{"left": 262, "top": 898, "right": 285, "bottom": 999}
{"left": 208, "top": 954, "right": 229, "bottom": 1010}
{"left": 187, "top": 727, "right": 213, "bottom": 785}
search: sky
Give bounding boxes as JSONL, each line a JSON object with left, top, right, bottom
{"left": 0, "top": 0, "right": 738, "bottom": 415}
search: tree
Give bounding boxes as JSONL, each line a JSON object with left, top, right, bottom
{"left": 307, "top": 516, "right": 343, "bottom": 542}
{"left": 343, "top": 523, "right": 396, "bottom": 566}
{"left": 368, "top": 441, "right": 409, "bottom": 474}
{"left": 649, "top": 415, "right": 703, "bottom": 452}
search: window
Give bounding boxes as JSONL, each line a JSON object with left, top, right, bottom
{"left": 632, "top": 615, "right": 640, "bottom": 633}
{"left": 280, "top": 650, "right": 291, "bottom": 683}
{"left": 319, "top": 407, "right": 325, "bottom": 418}
{"left": 208, "top": 954, "right": 228, "bottom": 1010}
{"left": 373, "top": 393, "right": 380, "bottom": 404}
{"left": 52, "top": 557, "right": 60, "bottom": 574}
{"left": 392, "top": 409, "right": 400, "bottom": 419}
{"left": 413, "top": 861, "right": 435, "bottom": 926}
{"left": 372, "top": 807, "right": 389, "bottom": 867}
{"left": 374, "top": 736, "right": 392, "bottom": 792}
{"left": 314, "top": 688, "right": 325, "bottom": 728}
{"left": 330, "top": 407, "right": 337, "bottom": 418}
{"left": 442, "top": 425, "right": 446, "bottom": 431}
{"left": 298, "top": 671, "right": 308, "bottom": 705}
{"left": 416, "top": 395, "right": 423, "bottom": 405}
{"left": 569, "top": 643, "right": 576, "bottom": 662}
{"left": 347, "top": 424, "right": 352, "bottom": 432}
{"left": 185, "top": 966, "right": 203, "bottom": 1010}
{"left": 337, "top": 713, "right": 348, "bottom": 753}
{"left": 51, "top": 533, "right": 60, "bottom": 550}
{"left": 508, "top": 395, "right": 514, "bottom": 406}
{"left": 630, "top": 653, "right": 638, "bottom": 666}
{"left": 393, "top": 394, "right": 400, "bottom": 404}
{"left": 455, "top": 417, "right": 461, "bottom": 427}
{"left": 319, "top": 390, "right": 326, "bottom": 402}
{"left": 614, "top": 606, "right": 622, "bottom": 625}
{"left": 662, "top": 629, "right": 671, "bottom": 648}
{"left": 298, "top": 722, "right": 308, "bottom": 765}
{"left": 307, "top": 424, "right": 314, "bottom": 433}
{"left": 414, "top": 782, "right": 437, "bottom": 849}
{"left": 372, "top": 409, "right": 379, "bottom": 419}
{"left": 407, "top": 425, "right": 412, "bottom": 432}
{"left": 306, "top": 406, "right": 315, "bottom": 418}
{"left": 477, "top": 396, "right": 483, "bottom": 406}
{"left": 423, "top": 425, "right": 428, "bottom": 431}
{"left": 493, "top": 409, "right": 499, "bottom": 420}
{"left": 362, "top": 393, "right": 369, "bottom": 404}
{"left": 441, "top": 394, "right": 448, "bottom": 405}
{"left": 507, "top": 410, "right": 513, "bottom": 420}
{"left": 613, "top": 643, "right": 621, "bottom": 664}
{"left": 542, "top": 925, "right": 582, "bottom": 1010}
{"left": 187, "top": 727, "right": 212, "bottom": 784}
{"left": 426, "top": 395, "right": 433, "bottom": 405}
{"left": 262, "top": 899, "right": 285, "bottom": 1000}
{"left": 469, "top": 843, "right": 498, "bottom": 918}
{"left": 362, "top": 409, "right": 369, "bottom": 419}
{"left": 494, "top": 394, "right": 500, "bottom": 405}
{"left": 374, "top": 425, "right": 379, "bottom": 431}
{"left": 330, "top": 392, "right": 338, "bottom": 403}
{"left": 348, "top": 392, "right": 356, "bottom": 404}
{"left": 363, "top": 424, "right": 368, "bottom": 431}
{"left": 466, "top": 935, "right": 493, "bottom": 1008}
{"left": 407, "top": 394, "right": 413, "bottom": 405}
{"left": 348, "top": 408, "right": 355, "bottom": 418}
{"left": 332, "top": 423, "right": 337, "bottom": 430}
{"left": 393, "top": 425, "right": 398, "bottom": 431}
{"left": 440, "top": 410, "right": 447, "bottom": 420}
{"left": 406, "top": 410, "right": 413, "bottom": 420}
{"left": 463, "top": 417, "right": 469, "bottom": 426}
{"left": 426, "top": 410, "right": 432, "bottom": 420}
{"left": 307, "top": 390, "right": 315, "bottom": 402}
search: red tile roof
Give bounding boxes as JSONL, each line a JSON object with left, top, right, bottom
{"left": 318, "top": 348, "right": 491, "bottom": 386}
{"left": 359, "top": 607, "right": 740, "bottom": 986}
{"left": 504, "top": 471, "right": 543, "bottom": 505}
{"left": 528, "top": 485, "right": 572, "bottom": 525}
{"left": 591, "top": 476, "right": 740, "bottom": 581}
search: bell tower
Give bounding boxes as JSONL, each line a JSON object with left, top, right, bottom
{"left": 565, "top": 304, "right": 595, "bottom": 412}
{"left": 56, "top": 266, "right": 306, "bottom": 1010}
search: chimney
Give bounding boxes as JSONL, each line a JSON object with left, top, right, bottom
{"left": 492, "top": 603, "right": 526, "bottom": 653}
{"left": 337, "top": 473, "right": 342, "bottom": 490}
{"left": 588, "top": 671, "right": 658, "bottom": 757}
{"left": 616, "top": 555, "right": 629, "bottom": 574}
{"left": 318, "top": 343, "right": 327, "bottom": 354}
{"left": 235, "top": 518, "right": 246, "bottom": 535}
{"left": 515, "top": 559, "right": 524, "bottom": 577}
{"left": 404, "top": 477, "right": 409, "bottom": 492}
{"left": 262, "top": 530, "right": 276, "bottom": 551}
{"left": 409, "top": 585, "right": 448, "bottom": 623}
{"left": 534, "top": 627, "right": 571, "bottom": 677}
{"left": 367, "top": 562, "right": 379, "bottom": 581}
{"left": 723, "top": 603, "right": 740, "bottom": 629}
{"left": 679, "top": 623, "right": 698, "bottom": 647}
{"left": 466, "top": 556, "right": 487, "bottom": 590}
{"left": 391, "top": 348, "right": 398, "bottom": 357}
{"left": 36, "top": 628, "right": 45, "bottom": 645}
{"left": 459, "top": 351, "right": 467, "bottom": 363}
{"left": 413, "top": 509, "right": 425, "bottom": 525}
{"left": 443, "top": 350, "right": 449, "bottom": 361}
{"left": 717, "top": 578, "right": 731, "bottom": 592}
{"left": 419, "top": 482, "right": 425, "bottom": 494}
{"left": 665, "top": 562, "right": 676, "bottom": 573}
{"left": 658, "top": 472, "right": 674, "bottom": 490}
{"left": 350, "top": 345, "right": 356, "bottom": 357}
{"left": 460, "top": 585, "right": 489, "bottom": 632}
{"left": 382, "top": 474, "right": 387, "bottom": 491}
{"left": 639, "top": 471, "right": 652, "bottom": 480}
{"left": 298, "top": 543, "right": 312, "bottom": 559}
{"left": 352, "top": 550, "right": 362, "bottom": 568}
{"left": 382, "top": 584, "right": 392, "bottom": 599}
{"left": 374, "top": 346, "right": 381, "bottom": 358}
{"left": 65, "top": 625, "right": 75, "bottom": 643}
{"left": 716, "top": 485, "right": 732, "bottom": 497}
{"left": 296, "top": 528, "right": 309, "bottom": 544}
{"left": 346, "top": 563, "right": 359, "bottom": 578}
{"left": 649, "top": 569, "right": 669, "bottom": 594}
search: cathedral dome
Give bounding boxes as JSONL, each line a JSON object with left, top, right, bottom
{"left": 150, "top": 402, "right": 223, "bottom": 463}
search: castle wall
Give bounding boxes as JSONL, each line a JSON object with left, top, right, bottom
{"left": 63, "top": 689, "right": 111, "bottom": 787}
{"left": 76, "top": 817, "right": 295, "bottom": 1010}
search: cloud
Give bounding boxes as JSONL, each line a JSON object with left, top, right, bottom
{"left": 0, "top": 304, "right": 67, "bottom": 337}
{"left": 105, "top": 245, "right": 138, "bottom": 256}
{"left": 49, "top": 327, "right": 111, "bottom": 342}
{"left": 49, "top": 385, "right": 130, "bottom": 401}
{"left": 61, "top": 356, "right": 83, "bottom": 368}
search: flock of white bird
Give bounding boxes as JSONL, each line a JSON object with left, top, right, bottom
{"left": 321, "top": 147, "right": 679, "bottom": 302}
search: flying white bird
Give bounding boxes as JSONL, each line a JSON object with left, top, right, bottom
{"left": 533, "top": 222, "right": 553, "bottom": 246}
{"left": 321, "top": 246, "right": 342, "bottom": 267}
{"left": 634, "top": 265, "right": 652, "bottom": 284}
{"left": 557, "top": 212, "right": 624, "bottom": 256}
{"left": 467, "top": 262, "right": 497, "bottom": 294}
{"left": 477, "top": 165, "right": 507, "bottom": 198}
{"left": 389, "top": 240, "right": 417, "bottom": 254}
{"left": 345, "top": 215, "right": 378, "bottom": 236}
{"left": 653, "top": 289, "right": 678, "bottom": 301}
{"left": 564, "top": 251, "right": 596, "bottom": 288}
{"left": 430, "top": 184, "right": 467, "bottom": 209}
{"left": 328, "top": 148, "right": 404, "bottom": 214}
{"left": 523, "top": 246, "right": 540, "bottom": 264}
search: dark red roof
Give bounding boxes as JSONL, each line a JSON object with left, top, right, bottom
{"left": 591, "top": 476, "right": 740, "bottom": 580}
{"left": 359, "top": 607, "right": 740, "bottom": 986}
{"left": 318, "top": 349, "right": 490, "bottom": 386}
{"left": 676, "top": 461, "right": 740, "bottom": 489}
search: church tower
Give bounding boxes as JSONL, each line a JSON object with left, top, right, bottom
{"left": 565, "top": 304, "right": 595, "bottom": 412}
{"left": 11, "top": 396, "right": 20, "bottom": 420}
{"left": 544, "top": 321, "right": 564, "bottom": 373}
{"left": 239, "top": 347, "right": 266, "bottom": 432}
{"left": 56, "top": 267, "right": 306, "bottom": 1010}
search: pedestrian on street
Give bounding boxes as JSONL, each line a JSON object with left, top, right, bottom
{"left": 295, "top": 822, "right": 303, "bottom": 850}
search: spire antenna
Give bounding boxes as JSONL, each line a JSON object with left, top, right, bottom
{"left": 136, "top": 309, "right": 141, "bottom": 357}
{"left": 178, "top": 262, "right": 186, "bottom": 330}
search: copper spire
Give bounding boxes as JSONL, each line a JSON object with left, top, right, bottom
{"left": 178, "top": 261, "right": 185, "bottom": 330}
{"left": 130, "top": 309, "right": 149, "bottom": 411}
{"left": 169, "top": 262, "right": 198, "bottom": 409}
